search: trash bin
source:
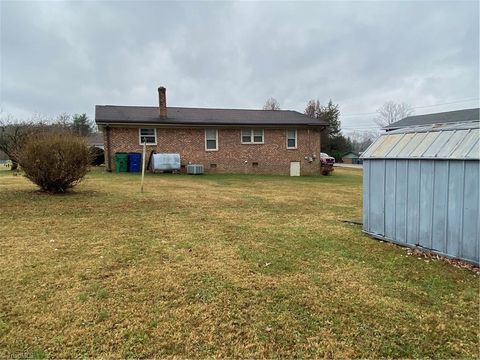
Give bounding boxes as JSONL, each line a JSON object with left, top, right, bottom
{"left": 128, "top": 153, "right": 142, "bottom": 173}
{"left": 115, "top": 152, "right": 128, "bottom": 173}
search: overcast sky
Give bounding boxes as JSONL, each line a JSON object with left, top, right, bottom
{"left": 1, "top": 1, "right": 478, "bottom": 131}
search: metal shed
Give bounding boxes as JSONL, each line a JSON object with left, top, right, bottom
{"left": 361, "top": 121, "right": 480, "bottom": 265}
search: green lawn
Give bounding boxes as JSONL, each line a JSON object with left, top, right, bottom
{"left": 0, "top": 167, "right": 478, "bottom": 358}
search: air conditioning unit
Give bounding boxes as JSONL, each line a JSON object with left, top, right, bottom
{"left": 187, "top": 164, "right": 204, "bottom": 175}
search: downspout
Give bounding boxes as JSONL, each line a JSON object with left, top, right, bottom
{"left": 105, "top": 125, "right": 112, "bottom": 172}
{"left": 319, "top": 126, "right": 325, "bottom": 172}
{"left": 319, "top": 125, "right": 326, "bottom": 151}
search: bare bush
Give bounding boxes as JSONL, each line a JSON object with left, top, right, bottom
{"left": 17, "top": 132, "right": 91, "bottom": 193}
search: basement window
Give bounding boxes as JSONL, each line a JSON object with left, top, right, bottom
{"left": 139, "top": 128, "right": 157, "bottom": 145}
{"left": 205, "top": 129, "right": 218, "bottom": 151}
{"left": 241, "top": 129, "right": 264, "bottom": 144}
{"left": 287, "top": 129, "right": 297, "bottom": 149}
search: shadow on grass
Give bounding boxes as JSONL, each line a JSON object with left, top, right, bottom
{"left": 33, "top": 188, "right": 102, "bottom": 197}
{"left": 2, "top": 188, "right": 103, "bottom": 200}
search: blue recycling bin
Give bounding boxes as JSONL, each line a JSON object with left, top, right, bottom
{"left": 128, "top": 153, "right": 142, "bottom": 173}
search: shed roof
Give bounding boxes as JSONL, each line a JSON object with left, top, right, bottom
{"left": 361, "top": 121, "right": 480, "bottom": 160}
{"left": 95, "top": 105, "right": 327, "bottom": 127}
{"left": 342, "top": 152, "right": 359, "bottom": 158}
{"left": 384, "top": 108, "right": 479, "bottom": 131}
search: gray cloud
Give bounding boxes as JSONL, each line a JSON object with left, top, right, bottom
{"left": 1, "top": 1, "right": 478, "bottom": 131}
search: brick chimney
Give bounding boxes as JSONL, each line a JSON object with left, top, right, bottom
{"left": 158, "top": 86, "right": 167, "bottom": 119}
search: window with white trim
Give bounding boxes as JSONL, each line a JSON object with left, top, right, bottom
{"left": 241, "top": 129, "right": 264, "bottom": 144}
{"left": 139, "top": 128, "right": 157, "bottom": 145}
{"left": 205, "top": 129, "right": 218, "bottom": 151}
{"left": 287, "top": 128, "right": 297, "bottom": 149}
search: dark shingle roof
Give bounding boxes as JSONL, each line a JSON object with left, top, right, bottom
{"left": 95, "top": 105, "right": 327, "bottom": 126}
{"left": 384, "top": 108, "right": 479, "bottom": 131}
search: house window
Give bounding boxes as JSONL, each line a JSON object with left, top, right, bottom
{"left": 241, "top": 129, "right": 264, "bottom": 144}
{"left": 287, "top": 129, "right": 297, "bottom": 149}
{"left": 205, "top": 129, "right": 218, "bottom": 151}
{"left": 139, "top": 128, "right": 157, "bottom": 145}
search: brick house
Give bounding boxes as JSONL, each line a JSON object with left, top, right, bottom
{"left": 95, "top": 87, "right": 328, "bottom": 175}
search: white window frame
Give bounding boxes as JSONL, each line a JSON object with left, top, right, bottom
{"left": 286, "top": 128, "right": 297, "bottom": 149}
{"left": 205, "top": 128, "right": 218, "bottom": 151}
{"left": 241, "top": 128, "right": 264, "bottom": 144}
{"left": 139, "top": 128, "right": 157, "bottom": 145}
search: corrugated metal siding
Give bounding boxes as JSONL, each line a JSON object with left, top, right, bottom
{"left": 363, "top": 121, "right": 479, "bottom": 263}
{"left": 361, "top": 122, "right": 480, "bottom": 160}
{"left": 363, "top": 159, "right": 479, "bottom": 264}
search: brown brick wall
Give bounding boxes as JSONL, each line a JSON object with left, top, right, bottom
{"left": 105, "top": 126, "right": 322, "bottom": 175}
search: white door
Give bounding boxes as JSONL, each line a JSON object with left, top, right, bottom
{"left": 290, "top": 161, "right": 300, "bottom": 176}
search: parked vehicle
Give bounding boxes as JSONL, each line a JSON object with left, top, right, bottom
{"left": 320, "top": 152, "right": 335, "bottom": 175}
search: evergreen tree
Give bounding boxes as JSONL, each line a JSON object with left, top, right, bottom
{"left": 321, "top": 100, "right": 341, "bottom": 137}
{"left": 71, "top": 113, "right": 94, "bottom": 137}
{"left": 304, "top": 99, "right": 352, "bottom": 161}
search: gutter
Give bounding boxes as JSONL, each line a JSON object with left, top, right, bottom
{"left": 105, "top": 126, "right": 112, "bottom": 172}
{"left": 95, "top": 122, "right": 328, "bottom": 128}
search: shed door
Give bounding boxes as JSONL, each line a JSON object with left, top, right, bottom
{"left": 290, "top": 161, "right": 300, "bottom": 176}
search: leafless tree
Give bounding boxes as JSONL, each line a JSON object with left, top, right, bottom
{"left": 0, "top": 113, "right": 72, "bottom": 170}
{"left": 346, "top": 130, "right": 380, "bottom": 153}
{"left": 304, "top": 99, "right": 320, "bottom": 118}
{"left": 262, "top": 97, "right": 281, "bottom": 110}
{"left": 0, "top": 120, "right": 37, "bottom": 170}
{"left": 375, "top": 101, "right": 414, "bottom": 127}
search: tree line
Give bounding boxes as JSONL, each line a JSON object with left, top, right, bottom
{"left": 263, "top": 98, "right": 413, "bottom": 161}
{"left": 2, "top": 100, "right": 412, "bottom": 168}
{"left": 0, "top": 113, "right": 96, "bottom": 170}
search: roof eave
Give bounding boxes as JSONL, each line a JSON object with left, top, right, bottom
{"left": 95, "top": 120, "right": 327, "bottom": 127}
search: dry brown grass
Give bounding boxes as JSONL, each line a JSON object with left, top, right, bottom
{"left": 0, "top": 168, "right": 478, "bottom": 358}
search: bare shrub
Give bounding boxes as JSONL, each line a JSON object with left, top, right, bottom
{"left": 17, "top": 131, "right": 91, "bottom": 193}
